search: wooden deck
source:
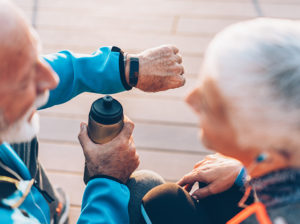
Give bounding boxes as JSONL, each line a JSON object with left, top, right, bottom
{"left": 13, "top": 0, "right": 300, "bottom": 222}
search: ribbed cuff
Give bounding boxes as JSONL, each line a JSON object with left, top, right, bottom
{"left": 111, "top": 46, "right": 132, "bottom": 91}
{"left": 87, "top": 174, "right": 125, "bottom": 185}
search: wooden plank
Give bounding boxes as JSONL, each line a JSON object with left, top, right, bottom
{"left": 69, "top": 206, "right": 80, "bottom": 224}
{"left": 47, "top": 172, "right": 85, "bottom": 206}
{"left": 39, "top": 141, "right": 210, "bottom": 179}
{"left": 260, "top": 0, "right": 300, "bottom": 3}
{"left": 261, "top": 3, "right": 300, "bottom": 19}
{"left": 177, "top": 17, "right": 246, "bottom": 35}
{"left": 36, "top": 0, "right": 256, "bottom": 18}
{"left": 39, "top": 93, "right": 199, "bottom": 125}
{"left": 37, "top": 28, "right": 210, "bottom": 56}
{"left": 39, "top": 116, "right": 208, "bottom": 153}
{"left": 36, "top": 11, "right": 174, "bottom": 34}
{"left": 12, "top": 0, "right": 32, "bottom": 9}
{"left": 39, "top": 142, "right": 84, "bottom": 174}
{"left": 112, "top": 76, "right": 199, "bottom": 99}
{"left": 182, "top": 55, "right": 202, "bottom": 77}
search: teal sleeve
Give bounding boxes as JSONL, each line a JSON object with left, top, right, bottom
{"left": 77, "top": 178, "right": 130, "bottom": 224}
{"left": 234, "top": 167, "right": 247, "bottom": 187}
{"left": 41, "top": 46, "right": 130, "bottom": 109}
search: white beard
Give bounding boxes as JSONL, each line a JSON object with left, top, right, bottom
{"left": 0, "top": 91, "right": 49, "bottom": 144}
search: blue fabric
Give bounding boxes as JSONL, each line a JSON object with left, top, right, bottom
{"left": 0, "top": 47, "right": 131, "bottom": 223}
{"left": 234, "top": 167, "right": 247, "bottom": 187}
{"left": 42, "top": 47, "right": 131, "bottom": 223}
{"left": 42, "top": 46, "right": 126, "bottom": 109}
{"left": 0, "top": 143, "right": 31, "bottom": 180}
{"left": 0, "top": 206, "right": 40, "bottom": 223}
{"left": 0, "top": 143, "right": 50, "bottom": 224}
{"left": 78, "top": 178, "right": 130, "bottom": 224}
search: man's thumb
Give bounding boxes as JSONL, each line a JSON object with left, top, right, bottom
{"left": 78, "top": 122, "right": 91, "bottom": 149}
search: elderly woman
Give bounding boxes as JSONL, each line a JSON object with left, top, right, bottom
{"left": 142, "top": 18, "right": 300, "bottom": 224}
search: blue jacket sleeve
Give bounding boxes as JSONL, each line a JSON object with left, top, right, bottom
{"left": 41, "top": 46, "right": 130, "bottom": 109}
{"left": 77, "top": 178, "right": 130, "bottom": 224}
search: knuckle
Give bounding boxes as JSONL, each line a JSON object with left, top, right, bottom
{"left": 163, "top": 45, "right": 171, "bottom": 51}
{"left": 162, "top": 47, "right": 172, "bottom": 56}
{"left": 121, "top": 135, "right": 129, "bottom": 144}
{"left": 78, "top": 132, "right": 83, "bottom": 140}
{"left": 174, "top": 66, "right": 182, "bottom": 75}
{"left": 119, "top": 142, "right": 129, "bottom": 151}
{"left": 128, "top": 149, "right": 135, "bottom": 157}
{"left": 131, "top": 146, "right": 137, "bottom": 154}
{"left": 205, "top": 155, "right": 214, "bottom": 160}
{"left": 126, "top": 120, "right": 134, "bottom": 129}
{"left": 182, "top": 175, "right": 189, "bottom": 181}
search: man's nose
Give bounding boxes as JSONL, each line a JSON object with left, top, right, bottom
{"left": 35, "top": 58, "right": 59, "bottom": 95}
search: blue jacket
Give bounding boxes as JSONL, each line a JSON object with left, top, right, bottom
{"left": 0, "top": 46, "right": 131, "bottom": 224}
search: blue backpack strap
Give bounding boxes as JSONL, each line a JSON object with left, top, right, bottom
{"left": 0, "top": 206, "right": 40, "bottom": 223}
{"left": 0, "top": 142, "right": 51, "bottom": 223}
{"left": 0, "top": 143, "right": 31, "bottom": 180}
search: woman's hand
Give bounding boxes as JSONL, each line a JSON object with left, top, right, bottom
{"left": 177, "top": 154, "right": 243, "bottom": 199}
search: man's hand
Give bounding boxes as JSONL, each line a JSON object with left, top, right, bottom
{"left": 177, "top": 154, "right": 243, "bottom": 199}
{"left": 78, "top": 117, "right": 140, "bottom": 184}
{"left": 126, "top": 45, "right": 185, "bottom": 92}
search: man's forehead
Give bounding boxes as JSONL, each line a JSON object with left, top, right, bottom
{"left": 29, "top": 27, "right": 42, "bottom": 53}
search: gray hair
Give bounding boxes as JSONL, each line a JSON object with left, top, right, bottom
{"left": 0, "top": 0, "right": 31, "bottom": 50}
{"left": 202, "top": 18, "right": 300, "bottom": 152}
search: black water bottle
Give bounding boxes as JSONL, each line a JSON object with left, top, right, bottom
{"left": 84, "top": 95, "right": 124, "bottom": 183}
{"left": 87, "top": 95, "right": 124, "bottom": 144}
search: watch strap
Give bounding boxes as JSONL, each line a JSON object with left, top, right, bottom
{"left": 129, "top": 57, "right": 139, "bottom": 87}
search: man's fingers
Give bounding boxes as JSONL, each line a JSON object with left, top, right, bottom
{"left": 193, "top": 160, "right": 206, "bottom": 169}
{"left": 177, "top": 172, "right": 198, "bottom": 186}
{"left": 173, "top": 54, "right": 182, "bottom": 64}
{"left": 116, "top": 118, "right": 135, "bottom": 141}
{"left": 172, "top": 64, "right": 184, "bottom": 76}
{"left": 170, "top": 45, "right": 179, "bottom": 54}
{"left": 78, "top": 122, "right": 93, "bottom": 150}
{"left": 169, "top": 75, "right": 185, "bottom": 88}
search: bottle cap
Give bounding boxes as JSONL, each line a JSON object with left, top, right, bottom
{"left": 89, "top": 95, "right": 123, "bottom": 125}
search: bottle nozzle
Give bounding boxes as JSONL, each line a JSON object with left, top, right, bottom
{"left": 103, "top": 95, "right": 113, "bottom": 108}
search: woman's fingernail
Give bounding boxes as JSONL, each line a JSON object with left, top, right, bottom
{"left": 192, "top": 195, "right": 198, "bottom": 200}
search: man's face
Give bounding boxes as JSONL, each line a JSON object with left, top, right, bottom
{"left": 185, "top": 76, "right": 256, "bottom": 164}
{"left": 0, "top": 17, "right": 58, "bottom": 142}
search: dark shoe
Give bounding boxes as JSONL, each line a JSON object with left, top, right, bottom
{"left": 54, "top": 187, "right": 70, "bottom": 224}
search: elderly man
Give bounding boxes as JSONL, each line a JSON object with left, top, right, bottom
{"left": 141, "top": 18, "right": 300, "bottom": 224}
{"left": 0, "top": 1, "right": 184, "bottom": 223}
